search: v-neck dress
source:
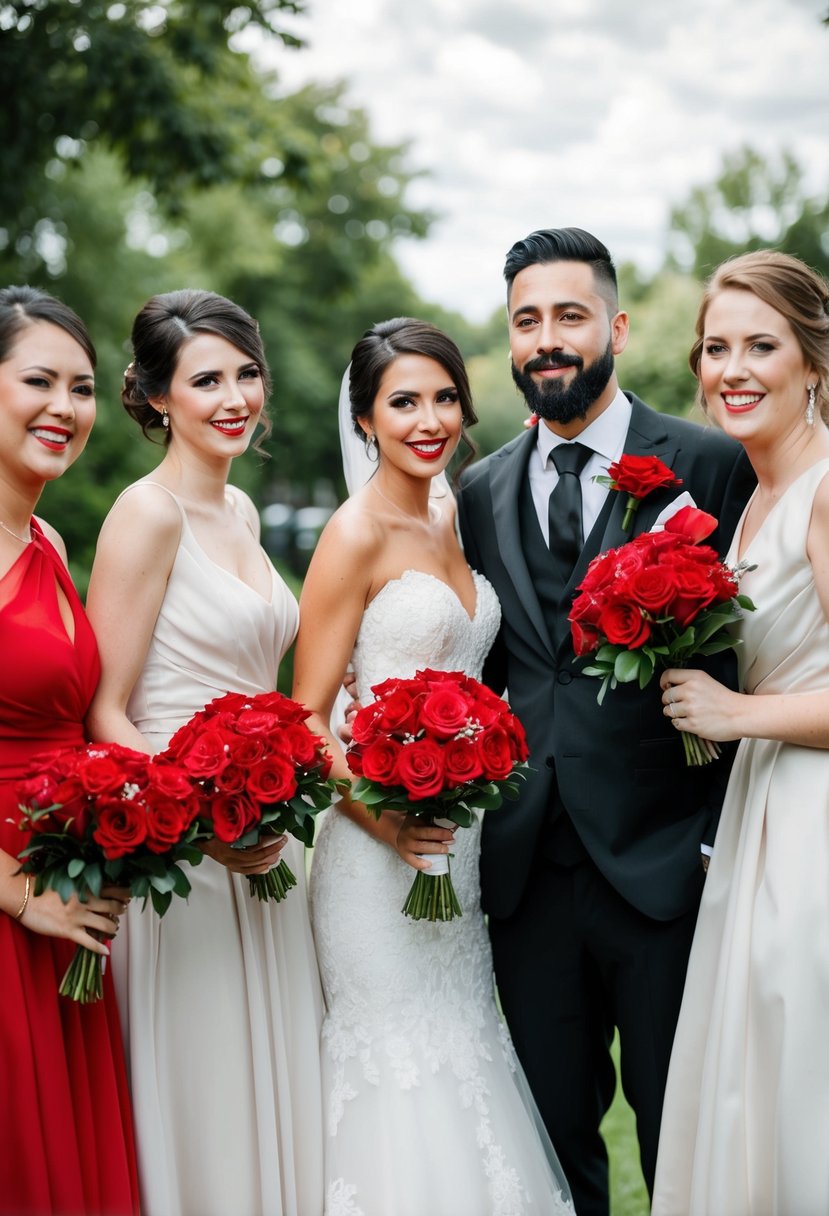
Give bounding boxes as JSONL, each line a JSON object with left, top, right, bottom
{"left": 111, "top": 484, "right": 324, "bottom": 1216}
{"left": 653, "top": 459, "right": 829, "bottom": 1216}
{"left": 0, "top": 523, "right": 139, "bottom": 1215}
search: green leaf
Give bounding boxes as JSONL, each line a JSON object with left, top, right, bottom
{"left": 150, "top": 888, "right": 173, "bottom": 917}
{"left": 613, "top": 651, "right": 642, "bottom": 683}
{"left": 170, "top": 866, "right": 192, "bottom": 900}
{"left": 67, "top": 857, "right": 86, "bottom": 879}
{"left": 148, "top": 872, "right": 177, "bottom": 894}
{"left": 84, "top": 862, "right": 103, "bottom": 898}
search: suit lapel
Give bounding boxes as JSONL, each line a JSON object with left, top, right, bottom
{"left": 489, "top": 429, "right": 556, "bottom": 660}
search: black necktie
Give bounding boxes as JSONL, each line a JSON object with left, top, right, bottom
{"left": 548, "top": 442, "right": 592, "bottom": 575}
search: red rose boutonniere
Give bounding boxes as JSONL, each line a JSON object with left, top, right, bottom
{"left": 595, "top": 454, "right": 683, "bottom": 531}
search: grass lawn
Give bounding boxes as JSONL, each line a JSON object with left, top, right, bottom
{"left": 603, "top": 1033, "right": 650, "bottom": 1216}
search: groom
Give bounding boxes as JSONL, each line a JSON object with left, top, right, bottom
{"left": 456, "top": 228, "right": 754, "bottom": 1216}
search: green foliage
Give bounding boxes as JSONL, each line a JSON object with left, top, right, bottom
{"left": 667, "top": 146, "right": 829, "bottom": 279}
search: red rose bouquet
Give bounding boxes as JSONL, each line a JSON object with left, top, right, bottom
{"left": 161, "top": 690, "right": 337, "bottom": 903}
{"left": 569, "top": 506, "right": 755, "bottom": 765}
{"left": 595, "top": 454, "right": 683, "bottom": 530}
{"left": 17, "top": 742, "right": 203, "bottom": 1002}
{"left": 346, "top": 668, "right": 529, "bottom": 921}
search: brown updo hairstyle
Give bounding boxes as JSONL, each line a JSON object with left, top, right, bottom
{"left": 0, "top": 285, "right": 96, "bottom": 368}
{"left": 690, "top": 250, "right": 829, "bottom": 422}
{"left": 121, "top": 289, "right": 272, "bottom": 448}
{"left": 348, "top": 317, "right": 478, "bottom": 475}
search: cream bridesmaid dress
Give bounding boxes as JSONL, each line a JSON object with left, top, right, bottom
{"left": 653, "top": 459, "right": 829, "bottom": 1216}
{"left": 112, "top": 484, "right": 324, "bottom": 1216}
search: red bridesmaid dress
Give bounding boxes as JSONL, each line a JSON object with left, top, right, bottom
{"left": 0, "top": 524, "right": 139, "bottom": 1215}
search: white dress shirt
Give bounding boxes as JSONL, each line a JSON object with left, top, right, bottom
{"left": 529, "top": 388, "right": 632, "bottom": 545}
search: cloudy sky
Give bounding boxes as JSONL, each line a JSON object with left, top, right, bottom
{"left": 258, "top": 0, "right": 829, "bottom": 321}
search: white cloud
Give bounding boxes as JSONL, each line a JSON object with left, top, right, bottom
{"left": 257, "top": 0, "right": 829, "bottom": 320}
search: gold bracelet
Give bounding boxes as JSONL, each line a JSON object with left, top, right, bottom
{"left": 13, "top": 874, "right": 31, "bottom": 921}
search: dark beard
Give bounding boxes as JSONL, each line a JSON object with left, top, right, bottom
{"left": 511, "top": 339, "right": 615, "bottom": 426}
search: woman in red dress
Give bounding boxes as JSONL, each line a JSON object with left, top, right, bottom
{"left": 0, "top": 287, "right": 139, "bottom": 1215}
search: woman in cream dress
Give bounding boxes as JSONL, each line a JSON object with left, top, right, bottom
{"left": 86, "top": 291, "right": 323, "bottom": 1216}
{"left": 652, "top": 251, "right": 829, "bottom": 1216}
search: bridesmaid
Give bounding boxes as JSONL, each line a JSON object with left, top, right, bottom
{"left": 85, "top": 290, "right": 324, "bottom": 1216}
{"left": 652, "top": 250, "right": 829, "bottom": 1215}
{"left": 0, "top": 286, "right": 139, "bottom": 1215}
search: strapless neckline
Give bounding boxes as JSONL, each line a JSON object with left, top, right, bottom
{"left": 366, "top": 568, "right": 484, "bottom": 625}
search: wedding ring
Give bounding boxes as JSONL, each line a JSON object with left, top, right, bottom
{"left": 669, "top": 702, "right": 675, "bottom": 718}
{"left": 667, "top": 689, "right": 675, "bottom": 704}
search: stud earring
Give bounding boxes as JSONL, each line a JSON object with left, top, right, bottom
{"left": 806, "top": 385, "right": 816, "bottom": 427}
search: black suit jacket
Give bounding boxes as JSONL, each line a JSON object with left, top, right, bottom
{"left": 458, "top": 394, "right": 756, "bottom": 923}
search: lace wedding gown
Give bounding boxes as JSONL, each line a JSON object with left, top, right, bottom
{"left": 310, "top": 568, "right": 574, "bottom": 1216}
{"left": 652, "top": 460, "right": 829, "bottom": 1216}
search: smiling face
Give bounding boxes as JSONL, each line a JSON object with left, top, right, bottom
{"left": 699, "top": 288, "right": 816, "bottom": 445}
{"left": 154, "top": 332, "right": 265, "bottom": 459}
{"left": 507, "top": 260, "right": 629, "bottom": 433}
{"left": 0, "top": 319, "right": 96, "bottom": 485}
{"left": 360, "top": 353, "right": 463, "bottom": 479}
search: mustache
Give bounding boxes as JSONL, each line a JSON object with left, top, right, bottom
{"left": 523, "top": 353, "right": 583, "bottom": 373}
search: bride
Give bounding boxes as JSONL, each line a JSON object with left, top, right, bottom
{"left": 292, "top": 318, "right": 574, "bottom": 1216}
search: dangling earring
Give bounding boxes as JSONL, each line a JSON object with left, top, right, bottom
{"left": 161, "top": 407, "right": 170, "bottom": 429}
{"left": 806, "top": 385, "right": 817, "bottom": 427}
{"left": 366, "top": 432, "right": 379, "bottom": 462}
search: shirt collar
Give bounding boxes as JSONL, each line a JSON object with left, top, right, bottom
{"left": 535, "top": 388, "right": 631, "bottom": 467}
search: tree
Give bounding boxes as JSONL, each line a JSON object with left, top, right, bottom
{"left": 0, "top": 0, "right": 306, "bottom": 269}
{"left": 666, "top": 146, "right": 829, "bottom": 279}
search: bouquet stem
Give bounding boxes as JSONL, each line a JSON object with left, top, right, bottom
{"left": 248, "top": 859, "right": 297, "bottom": 903}
{"left": 682, "top": 731, "right": 722, "bottom": 766}
{"left": 59, "top": 944, "right": 104, "bottom": 1004}
{"left": 402, "top": 852, "right": 463, "bottom": 922}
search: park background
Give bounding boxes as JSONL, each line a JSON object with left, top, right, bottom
{"left": 3, "top": 3, "right": 828, "bottom": 1211}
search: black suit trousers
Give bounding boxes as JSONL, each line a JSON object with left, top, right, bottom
{"left": 489, "top": 850, "right": 700, "bottom": 1216}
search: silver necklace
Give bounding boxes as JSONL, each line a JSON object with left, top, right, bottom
{"left": 0, "top": 517, "right": 33, "bottom": 544}
{"left": 370, "top": 480, "right": 442, "bottom": 525}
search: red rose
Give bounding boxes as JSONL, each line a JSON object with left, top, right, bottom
{"left": 477, "top": 726, "right": 514, "bottom": 781}
{"left": 144, "top": 790, "right": 197, "bottom": 853}
{"left": 605, "top": 454, "right": 682, "bottom": 497}
{"left": 419, "top": 687, "right": 472, "bottom": 739}
{"left": 235, "top": 710, "right": 280, "bottom": 737}
{"left": 377, "top": 689, "right": 420, "bottom": 736}
{"left": 663, "top": 506, "right": 717, "bottom": 544}
{"left": 578, "top": 549, "right": 620, "bottom": 596}
{"left": 668, "top": 563, "right": 719, "bottom": 627}
{"left": 227, "top": 734, "right": 266, "bottom": 767}
{"left": 78, "top": 754, "right": 130, "bottom": 797}
{"left": 92, "top": 798, "right": 148, "bottom": 859}
{"left": 215, "top": 763, "right": 248, "bottom": 794}
{"left": 626, "top": 566, "right": 678, "bottom": 614}
{"left": 395, "top": 738, "right": 445, "bottom": 801}
{"left": 279, "top": 723, "right": 322, "bottom": 769}
{"left": 17, "top": 772, "right": 60, "bottom": 811}
{"left": 246, "top": 755, "right": 297, "bottom": 805}
{"left": 181, "top": 729, "right": 232, "bottom": 779}
{"left": 599, "top": 601, "right": 651, "bottom": 648}
{"left": 209, "top": 792, "right": 259, "bottom": 843}
{"left": 503, "top": 712, "right": 529, "bottom": 762}
{"left": 442, "top": 738, "right": 484, "bottom": 787}
{"left": 351, "top": 704, "right": 383, "bottom": 746}
{"left": 360, "top": 738, "right": 403, "bottom": 785}
{"left": 147, "top": 762, "right": 196, "bottom": 800}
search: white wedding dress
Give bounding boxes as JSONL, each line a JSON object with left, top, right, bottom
{"left": 310, "top": 568, "right": 574, "bottom": 1216}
